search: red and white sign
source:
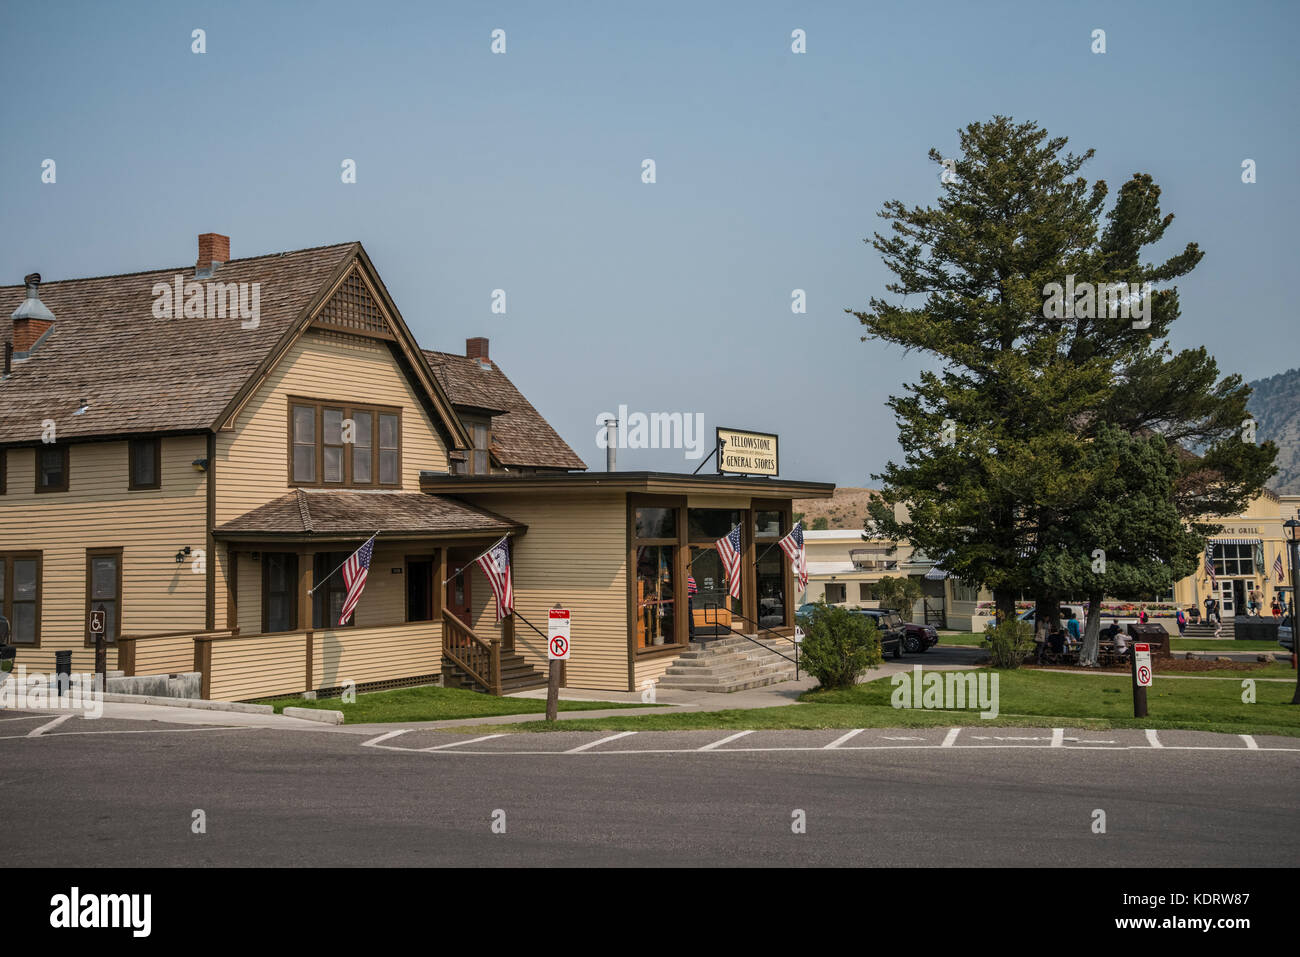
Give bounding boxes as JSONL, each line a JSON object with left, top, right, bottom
{"left": 548, "top": 608, "right": 571, "bottom": 660}
{"left": 1133, "top": 643, "right": 1152, "bottom": 687}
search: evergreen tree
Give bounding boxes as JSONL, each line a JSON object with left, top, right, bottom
{"left": 856, "top": 117, "right": 1275, "bottom": 627}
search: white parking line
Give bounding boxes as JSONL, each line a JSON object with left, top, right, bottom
{"left": 361, "top": 729, "right": 411, "bottom": 749}
{"left": 0, "top": 714, "right": 51, "bottom": 723}
{"left": 424, "top": 734, "right": 507, "bottom": 752}
{"left": 1240, "top": 734, "right": 1259, "bottom": 750}
{"left": 1145, "top": 729, "right": 1164, "bottom": 749}
{"left": 27, "top": 715, "right": 72, "bottom": 737}
{"left": 699, "top": 730, "right": 754, "bottom": 751}
{"left": 824, "top": 729, "right": 864, "bottom": 749}
{"left": 941, "top": 727, "right": 961, "bottom": 748}
{"left": 566, "top": 731, "right": 636, "bottom": 753}
{"left": 1050, "top": 728, "right": 1064, "bottom": 748}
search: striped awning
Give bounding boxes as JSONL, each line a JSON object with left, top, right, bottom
{"left": 924, "top": 566, "right": 949, "bottom": 580}
{"left": 1210, "top": 537, "right": 1262, "bottom": 545}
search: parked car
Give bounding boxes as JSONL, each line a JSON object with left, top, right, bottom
{"left": 1018, "top": 604, "right": 1087, "bottom": 625}
{"left": 899, "top": 619, "right": 939, "bottom": 653}
{"left": 1279, "top": 624, "right": 1293, "bottom": 653}
{"left": 855, "top": 608, "right": 905, "bottom": 659}
{"left": 795, "top": 604, "right": 904, "bottom": 659}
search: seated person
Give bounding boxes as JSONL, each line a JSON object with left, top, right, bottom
{"left": 1104, "top": 619, "right": 1121, "bottom": 642}
{"left": 1048, "top": 628, "right": 1066, "bottom": 656}
{"left": 1114, "top": 629, "right": 1129, "bottom": 656}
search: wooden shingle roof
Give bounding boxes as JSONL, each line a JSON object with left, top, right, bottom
{"left": 0, "top": 243, "right": 358, "bottom": 445}
{"left": 214, "top": 489, "right": 523, "bottom": 539}
{"left": 424, "top": 350, "right": 586, "bottom": 471}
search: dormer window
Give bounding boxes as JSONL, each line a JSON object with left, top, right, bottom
{"left": 453, "top": 416, "right": 491, "bottom": 475}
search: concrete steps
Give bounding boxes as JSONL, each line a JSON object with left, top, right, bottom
{"left": 1184, "top": 622, "right": 1236, "bottom": 638}
{"left": 656, "top": 634, "right": 799, "bottom": 693}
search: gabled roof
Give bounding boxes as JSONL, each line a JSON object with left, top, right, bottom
{"left": 0, "top": 243, "right": 471, "bottom": 452}
{"left": 0, "top": 243, "right": 357, "bottom": 445}
{"left": 424, "top": 350, "right": 587, "bottom": 471}
{"left": 214, "top": 489, "right": 523, "bottom": 541}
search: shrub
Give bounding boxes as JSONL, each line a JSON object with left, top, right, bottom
{"left": 798, "top": 603, "right": 882, "bottom": 688}
{"left": 982, "top": 618, "right": 1035, "bottom": 669}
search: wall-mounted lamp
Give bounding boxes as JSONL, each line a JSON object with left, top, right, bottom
{"left": 191, "top": 458, "right": 210, "bottom": 473}
{"left": 174, "top": 546, "right": 192, "bottom": 564}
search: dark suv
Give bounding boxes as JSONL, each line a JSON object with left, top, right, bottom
{"left": 857, "top": 608, "right": 905, "bottom": 659}
{"left": 899, "top": 620, "right": 939, "bottom": 653}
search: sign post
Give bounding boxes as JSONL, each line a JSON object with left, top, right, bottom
{"left": 89, "top": 607, "right": 107, "bottom": 689}
{"left": 546, "top": 605, "right": 571, "bottom": 722}
{"left": 1131, "top": 641, "right": 1152, "bottom": 717}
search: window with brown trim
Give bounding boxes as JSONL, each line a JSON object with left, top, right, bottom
{"left": 630, "top": 496, "right": 687, "bottom": 655}
{"left": 1, "top": 552, "right": 42, "bottom": 647}
{"left": 288, "top": 399, "right": 402, "bottom": 488}
{"left": 35, "top": 444, "right": 68, "bottom": 493}
{"left": 452, "top": 417, "right": 492, "bottom": 476}
{"left": 312, "top": 552, "right": 354, "bottom": 628}
{"left": 85, "top": 548, "right": 122, "bottom": 645}
{"left": 128, "top": 438, "right": 161, "bottom": 490}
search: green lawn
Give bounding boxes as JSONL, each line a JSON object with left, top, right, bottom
{"left": 478, "top": 667, "right": 1300, "bottom": 736}
{"left": 1170, "top": 638, "right": 1286, "bottom": 652}
{"left": 254, "top": 684, "right": 655, "bottom": 724}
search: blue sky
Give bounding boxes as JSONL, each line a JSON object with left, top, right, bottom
{"left": 2, "top": 0, "right": 1295, "bottom": 485}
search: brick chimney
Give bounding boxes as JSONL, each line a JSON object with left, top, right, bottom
{"left": 12, "top": 273, "right": 55, "bottom": 353}
{"left": 197, "top": 233, "right": 230, "bottom": 274}
{"left": 466, "top": 337, "right": 489, "bottom": 361}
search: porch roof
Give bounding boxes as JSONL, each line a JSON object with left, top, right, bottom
{"left": 213, "top": 489, "right": 525, "bottom": 543}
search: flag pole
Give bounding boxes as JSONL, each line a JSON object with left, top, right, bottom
{"left": 307, "top": 530, "right": 380, "bottom": 595}
{"left": 687, "top": 524, "right": 741, "bottom": 568}
{"left": 441, "top": 533, "right": 511, "bottom": 586}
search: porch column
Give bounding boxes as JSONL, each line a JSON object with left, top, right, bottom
{"left": 433, "top": 547, "right": 447, "bottom": 620}
{"left": 226, "top": 549, "right": 239, "bottom": 632}
{"left": 298, "top": 550, "right": 314, "bottom": 630}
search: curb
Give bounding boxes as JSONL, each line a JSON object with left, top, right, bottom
{"left": 100, "top": 692, "right": 273, "bottom": 715}
{"left": 283, "top": 706, "right": 344, "bottom": 725}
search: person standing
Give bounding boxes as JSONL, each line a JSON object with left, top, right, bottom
{"left": 1272, "top": 596, "right": 1282, "bottom": 619}
{"left": 1203, "top": 594, "right": 1216, "bottom": 626}
{"left": 1176, "top": 606, "right": 1187, "bottom": 636}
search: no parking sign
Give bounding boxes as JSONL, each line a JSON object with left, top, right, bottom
{"left": 548, "top": 608, "right": 571, "bottom": 660}
{"left": 1133, "top": 643, "right": 1152, "bottom": 687}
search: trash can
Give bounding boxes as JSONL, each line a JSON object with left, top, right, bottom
{"left": 54, "top": 649, "right": 72, "bottom": 695}
{"left": 1127, "top": 622, "right": 1170, "bottom": 658}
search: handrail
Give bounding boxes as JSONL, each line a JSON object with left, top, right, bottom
{"left": 703, "top": 606, "right": 799, "bottom": 677}
{"left": 442, "top": 610, "right": 499, "bottom": 694}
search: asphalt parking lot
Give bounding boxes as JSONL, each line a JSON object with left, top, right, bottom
{"left": 3, "top": 708, "right": 1297, "bottom": 867}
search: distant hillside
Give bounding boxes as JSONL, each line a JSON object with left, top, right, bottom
{"left": 793, "top": 487, "right": 879, "bottom": 530}
{"left": 1248, "top": 367, "right": 1300, "bottom": 494}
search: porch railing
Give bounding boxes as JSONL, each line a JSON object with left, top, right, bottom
{"left": 441, "top": 610, "right": 501, "bottom": 695}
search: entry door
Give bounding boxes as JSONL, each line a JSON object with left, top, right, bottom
{"left": 446, "top": 564, "right": 472, "bottom": 627}
{"left": 1218, "top": 579, "right": 1237, "bottom": 618}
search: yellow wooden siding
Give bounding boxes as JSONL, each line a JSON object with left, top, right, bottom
{"left": 133, "top": 634, "right": 200, "bottom": 675}
{"left": 206, "top": 632, "right": 308, "bottom": 701}
{"left": 212, "top": 329, "right": 452, "bottom": 626}
{"left": 634, "top": 653, "right": 679, "bottom": 691}
{"left": 311, "top": 621, "right": 441, "bottom": 690}
{"left": 0, "top": 435, "right": 208, "bottom": 674}
{"left": 461, "top": 492, "right": 629, "bottom": 691}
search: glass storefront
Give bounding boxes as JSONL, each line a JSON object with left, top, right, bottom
{"left": 635, "top": 544, "right": 676, "bottom": 648}
{"left": 687, "top": 508, "right": 743, "bottom": 638}
{"left": 755, "top": 509, "right": 788, "bottom": 629}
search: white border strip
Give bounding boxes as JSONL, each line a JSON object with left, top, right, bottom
{"left": 824, "top": 729, "right": 865, "bottom": 749}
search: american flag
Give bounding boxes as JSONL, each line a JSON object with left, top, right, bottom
{"left": 1204, "top": 542, "right": 1216, "bottom": 590}
{"left": 338, "top": 534, "right": 376, "bottom": 626}
{"left": 778, "top": 521, "right": 807, "bottom": 592}
{"left": 1274, "top": 550, "right": 1285, "bottom": 583}
{"left": 476, "top": 536, "right": 514, "bottom": 622}
{"left": 715, "top": 526, "right": 742, "bottom": 600}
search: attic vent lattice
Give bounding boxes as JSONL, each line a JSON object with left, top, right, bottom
{"left": 315, "top": 270, "right": 388, "bottom": 336}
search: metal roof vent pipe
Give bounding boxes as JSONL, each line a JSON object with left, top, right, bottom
{"left": 12, "top": 272, "right": 56, "bottom": 356}
{"left": 605, "top": 417, "right": 617, "bottom": 472}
